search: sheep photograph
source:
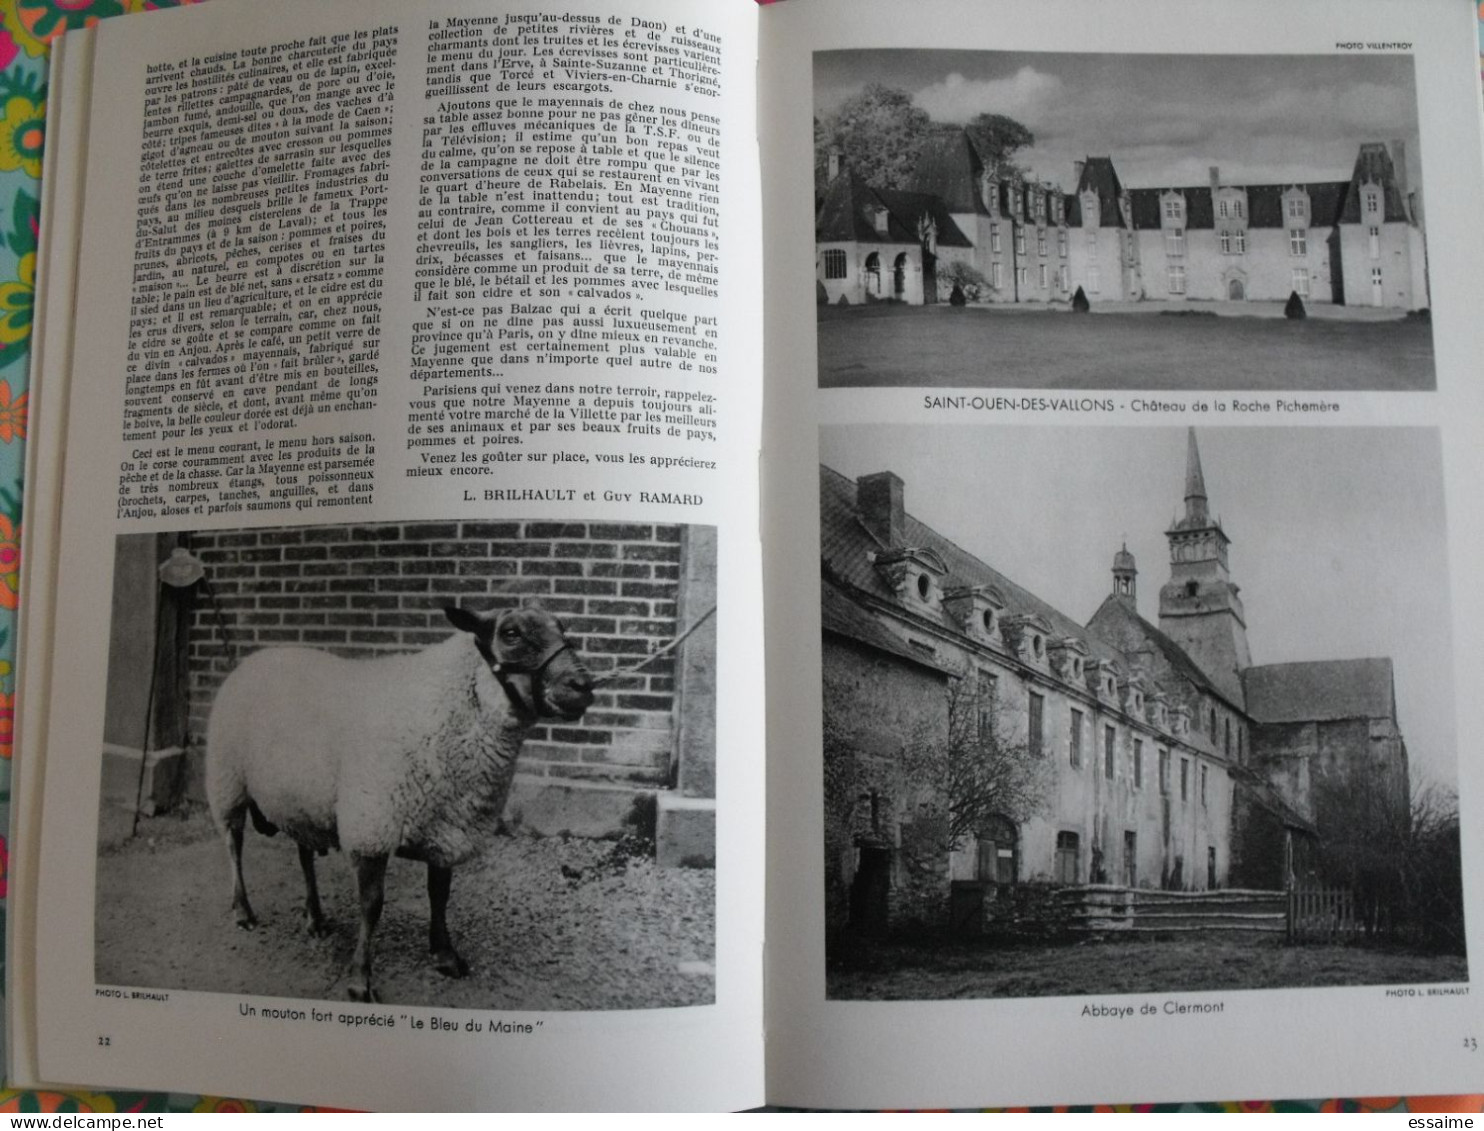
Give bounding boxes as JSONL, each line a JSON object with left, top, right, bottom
{"left": 93, "top": 520, "right": 717, "bottom": 1010}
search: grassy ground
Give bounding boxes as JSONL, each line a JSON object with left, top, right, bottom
{"left": 827, "top": 934, "right": 1468, "bottom": 1001}
{"left": 816, "top": 304, "right": 1435, "bottom": 391}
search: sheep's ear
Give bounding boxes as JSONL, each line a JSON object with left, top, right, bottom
{"left": 444, "top": 606, "right": 492, "bottom": 636}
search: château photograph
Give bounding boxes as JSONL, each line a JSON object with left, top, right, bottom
{"left": 820, "top": 425, "right": 1465, "bottom": 1000}
{"left": 813, "top": 50, "right": 1434, "bottom": 391}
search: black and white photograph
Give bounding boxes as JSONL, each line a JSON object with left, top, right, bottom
{"left": 813, "top": 51, "right": 1435, "bottom": 390}
{"left": 94, "top": 519, "right": 717, "bottom": 1009}
{"left": 820, "top": 425, "right": 1466, "bottom": 1000}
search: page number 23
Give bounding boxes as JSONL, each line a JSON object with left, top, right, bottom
{"left": 1464, "top": 1037, "right": 1477, "bottom": 1052}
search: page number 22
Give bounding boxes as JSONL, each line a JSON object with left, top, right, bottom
{"left": 97, "top": 1035, "right": 111, "bottom": 1048}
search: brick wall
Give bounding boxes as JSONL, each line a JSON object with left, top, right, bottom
{"left": 183, "top": 520, "right": 689, "bottom": 786}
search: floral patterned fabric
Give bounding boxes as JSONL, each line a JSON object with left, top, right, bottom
{"left": 0, "top": 0, "right": 1478, "bottom": 1113}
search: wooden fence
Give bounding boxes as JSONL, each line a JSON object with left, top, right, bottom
{"left": 1052, "top": 886, "right": 1287, "bottom": 936}
{"left": 1286, "top": 884, "right": 1387, "bottom": 942}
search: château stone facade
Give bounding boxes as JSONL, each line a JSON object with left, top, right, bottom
{"left": 817, "top": 134, "right": 1427, "bottom": 312}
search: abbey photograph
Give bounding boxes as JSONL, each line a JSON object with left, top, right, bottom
{"left": 93, "top": 519, "right": 717, "bottom": 1010}
{"left": 813, "top": 51, "right": 1435, "bottom": 390}
{"left": 820, "top": 425, "right": 1466, "bottom": 1000}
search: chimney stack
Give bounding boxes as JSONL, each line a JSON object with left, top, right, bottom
{"left": 857, "top": 472, "right": 905, "bottom": 548}
{"left": 1390, "top": 138, "right": 1408, "bottom": 214}
{"left": 827, "top": 146, "right": 843, "bottom": 182}
{"left": 1209, "top": 165, "right": 1220, "bottom": 192}
{"left": 1073, "top": 159, "right": 1086, "bottom": 188}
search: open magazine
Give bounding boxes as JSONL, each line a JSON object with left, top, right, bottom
{"left": 10, "top": 0, "right": 1484, "bottom": 1111}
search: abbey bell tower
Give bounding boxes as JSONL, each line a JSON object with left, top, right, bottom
{"left": 1158, "top": 430, "right": 1250, "bottom": 704}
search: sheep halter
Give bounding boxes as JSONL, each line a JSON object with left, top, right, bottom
{"left": 485, "top": 636, "right": 574, "bottom": 719}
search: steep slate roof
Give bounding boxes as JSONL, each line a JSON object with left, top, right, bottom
{"left": 1338, "top": 142, "right": 1411, "bottom": 224}
{"left": 821, "top": 576, "right": 955, "bottom": 674}
{"left": 822, "top": 465, "right": 1122, "bottom": 666}
{"left": 874, "top": 187, "right": 974, "bottom": 247}
{"left": 1125, "top": 183, "right": 1353, "bottom": 231}
{"left": 1074, "top": 157, "right": 1127, "bottom": 228}
{"left": 821, "top": 466, "right": 1226, "bottom": 738}
{"left": 1086, "top": 593, "right": 1239, "bottom": 715}
{"left": 1073, "top": 146, "right": 1411, "bottom": 232}
{"left": 815, "top": 170, "right": 973, "bottom": 248}
{"left": 908, "top": 131, "right": 987, "bottom": 215}
{"left": 1241, "top": 658, "right": 1396, "bottom": 725}
{"left": 1127, "top": 188, "right": 1216, "bottom": 231}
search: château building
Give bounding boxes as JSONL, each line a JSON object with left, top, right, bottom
{"left": 821, "top": 431, "right": 1410, "bottom": 934}
{"left": 816, "top": 134, "right": 1427, "bottom": 312}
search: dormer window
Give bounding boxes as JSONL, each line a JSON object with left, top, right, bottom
{"left": 1363, "top": 185, "right": 1381, "bottom": 215}
{"left": 942, "top": 584, "right": 1006, "bottom": 645}
{"left": 1049, "top": 636, "right": 1089, "bottom": 683}
{"left": 916, "top": 215, "right": 938, "bottom": 254}
{"left": 1105, "top": 676, "right": 1115, "bottom": 696}
{"left": 1081, "top": 191, "right": 1099, "bottom": 229}
{"left": 1001, "top": 613, "right": 1052, "bottom": 665}
{"left": 872, "top": 546, "right": 948, "bottom": 607}
{"left": 1163, "top": 195, "right": 1184, "bottom": 222}
{"left": 873, "top": 207, "right": 890, "bottom": 234}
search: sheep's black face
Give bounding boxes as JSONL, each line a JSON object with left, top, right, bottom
{"left": 447, "top": 605, "right": 594, "bottom": 721}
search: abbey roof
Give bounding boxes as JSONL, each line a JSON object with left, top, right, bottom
{"left": 1241, "top": 658, "right": 1397, "bottom": 725}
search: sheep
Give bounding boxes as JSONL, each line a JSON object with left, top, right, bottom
{"left": 205, "top": 603, "right": 595, "bottom": 1002}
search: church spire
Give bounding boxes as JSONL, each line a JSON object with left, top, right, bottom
{"left": 1184, "top": 427, "right": 1209, "bottom": 524}
{"left": 1160, "top": 429, "right": 1250, "bottom": 703}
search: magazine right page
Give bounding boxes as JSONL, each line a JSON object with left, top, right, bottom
{"left": 759, "top": 0, "right": 1484, "bottom": 1109}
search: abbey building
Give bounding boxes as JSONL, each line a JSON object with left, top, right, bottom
{"left": 821, "top": 431, "right": 1410, "bottom": 934}
{"left": 816, "top": 134, "right": 1427, "bottom": 311}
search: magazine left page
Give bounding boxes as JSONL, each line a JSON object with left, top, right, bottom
{"left": 17, "top": 0, "right": 763, "bottom": 1111}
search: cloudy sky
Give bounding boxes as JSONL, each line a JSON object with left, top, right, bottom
{"left": 814, "top": 51, "right": 1422, "bottom": 195}
{"left": 819, "top": 425, "right": 1457, "bottom": 793}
